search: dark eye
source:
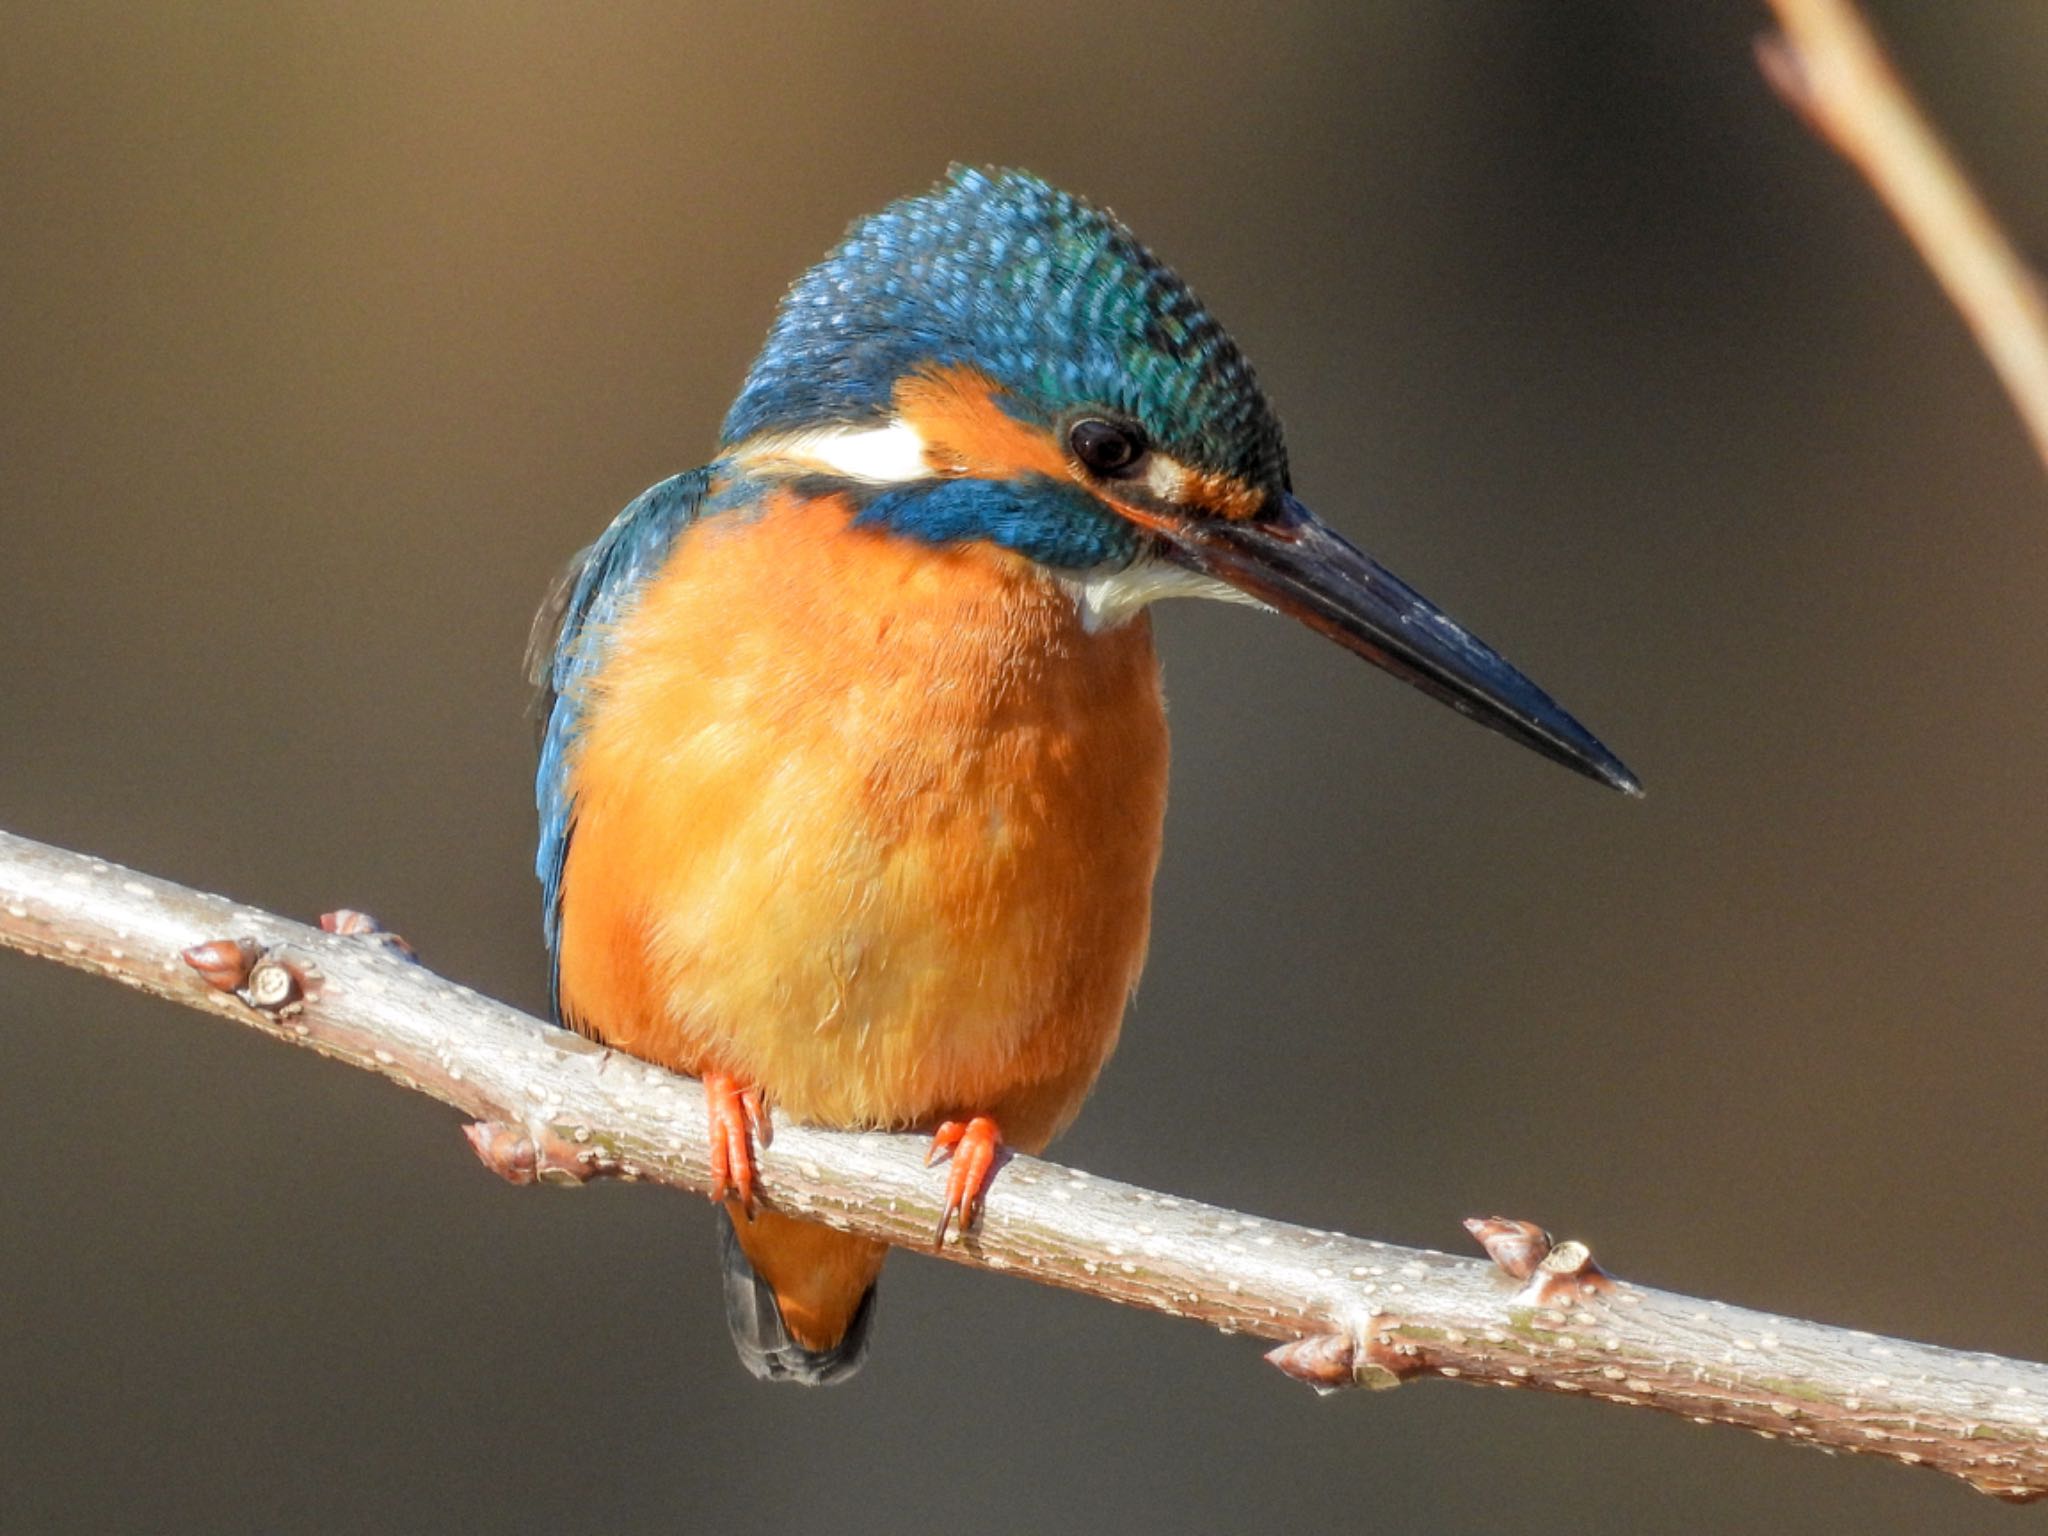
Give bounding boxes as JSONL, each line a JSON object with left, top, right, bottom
{"left": 1068, "top": 417, "right": 1147, "bottom": 478}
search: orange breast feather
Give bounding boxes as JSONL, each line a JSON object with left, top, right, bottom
{"left": 554, "top": 489, "right": 1168, "bottom": 1150}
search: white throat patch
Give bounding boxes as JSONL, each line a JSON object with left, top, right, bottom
{"left": 1058, "top": 559, "right": 1267, "bottom": 633}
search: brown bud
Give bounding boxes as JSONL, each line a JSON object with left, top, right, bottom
{"left": 464, "top": 1121, "right": 539, "bottom": 1184}
{"left": 1464, "top": 1216, "right": 1553, "bottom": 1280}
{"left": 242, "top": 958, "right": 302, "bottom": 1011}
{"left": 181, "top": 937, "right": 261, "bottom": 992}
{"left": 1516, "top": 1236, "right": 1616, "bottom": 1307}
{"left": 320, "top": 907, "right": 418, "bottom": 962}
{"left": 1266, "top": 1333, "right": 1356, "bottom": 1390}
{"left": 1266, "top": 1329, "right": 1413, "bottom": 1393}
{"left": 1754, "top": 34, "right": 1824, "bottom": 133}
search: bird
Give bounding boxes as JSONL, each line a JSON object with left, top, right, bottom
{"left": 531, "top": 166, "right": 1637, "bottom": 1387}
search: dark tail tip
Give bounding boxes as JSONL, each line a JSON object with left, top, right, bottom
{"left": 717, "top": 1207, "right": 877, "bottom": 1386}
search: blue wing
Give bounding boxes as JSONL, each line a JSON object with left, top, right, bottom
{"left": 529, "top": 467, "right": 715, "bottom": 1016}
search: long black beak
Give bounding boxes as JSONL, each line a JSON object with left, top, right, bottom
{"left": 1159, "top": 494, "right": 1640, "bottom": 794}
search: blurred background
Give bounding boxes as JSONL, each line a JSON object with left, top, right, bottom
{"left": 4, "top": 3, "right": 2046, "bottom": 1531}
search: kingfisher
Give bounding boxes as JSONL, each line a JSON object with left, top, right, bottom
{"left": 532, "top": 167, "right": 1636, "bottom": 1386}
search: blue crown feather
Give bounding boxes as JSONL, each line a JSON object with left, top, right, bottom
{"left": 722, "top": 167, "right": 1288, "bottom": 492}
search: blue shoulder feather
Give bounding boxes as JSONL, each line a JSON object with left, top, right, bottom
{"left": 530, "top": 467, "right": 714, "bottom": 1015}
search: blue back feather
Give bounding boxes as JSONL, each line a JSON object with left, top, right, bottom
{"left": 532, "top": 467, "right": 714, "bottom": 1013}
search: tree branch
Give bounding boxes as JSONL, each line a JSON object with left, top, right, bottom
{"left": 4, "top": 825, "right": 2046, "bottom": 1503}
{"left": 1757, "top": 0, "right": 2048, "bottom": 473}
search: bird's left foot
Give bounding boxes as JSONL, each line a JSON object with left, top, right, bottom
{"left": 704, "top": 1072, "right": 772, "bottom": 1218}
{"left": 925, "top": 1115, "right": 1003, "bottom": 1247}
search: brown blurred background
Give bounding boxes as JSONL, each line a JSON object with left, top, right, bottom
{"left": 4, "top": 3, "right": 2046, "bottom": 1531}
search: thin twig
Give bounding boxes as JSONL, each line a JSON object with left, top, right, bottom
{"left": 1758, "top": 0, "right": 2048, "bottom": 472}
{"left": 3, "top": 825, "right": 2046, "bottom": 1502}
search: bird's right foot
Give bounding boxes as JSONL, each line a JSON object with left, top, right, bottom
{"left": 926, "top": 1114, "right": 1004, "bottom": 1247}
{"left": 704, "top": 1072, "right": 771, "bottom": 1217}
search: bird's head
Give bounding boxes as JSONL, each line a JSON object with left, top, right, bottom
{"left": 720, "top": 167, "right": 1636, "bottom": 794}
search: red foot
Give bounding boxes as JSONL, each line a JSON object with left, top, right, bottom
{"left": 926, "top": 1115, "right": 1003, "bottom": 1246}
{"left": 704, "top": 1073, "right": 771, "bottom": 1217}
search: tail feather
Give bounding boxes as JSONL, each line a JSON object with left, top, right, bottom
{"left": 717, "top": 1207, "right": 878, "bottom": 1386}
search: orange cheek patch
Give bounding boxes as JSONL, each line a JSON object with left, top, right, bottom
{"left": 894, "top": 365, "right": 1073, "bottom": 483}
{"left": 893, "top": 362, "right": 1266, "bottom": 531}
{"left": 1179, "top": 467, "right": 1265, "bottom": 522}
{"left": 1099, "top": 493, "right": 1186, "bottom": 540}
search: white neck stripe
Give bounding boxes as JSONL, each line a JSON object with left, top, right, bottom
{"left": 733, "top": 420, "right": 932, "bottom": 484}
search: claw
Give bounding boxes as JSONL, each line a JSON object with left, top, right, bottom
{"left": 704, "top": 1073, "right": 765, "bottom": 1218}
{"left": 742, "top": 1085, "right": 772, "bottom": 1148}
{"left": 926, "top": 1115, "right": 1003, "bottom": 1247}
